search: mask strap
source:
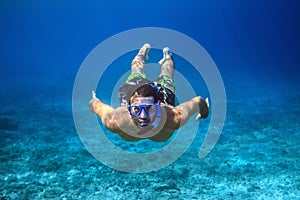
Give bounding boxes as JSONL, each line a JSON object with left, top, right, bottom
{"left": 149, "top": 83, "right": 160, "bottom": 95}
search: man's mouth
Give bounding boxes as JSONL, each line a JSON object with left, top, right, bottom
{"left": 133, "top": 118, "right": 150, "bottom": 128}
{"left": 140, "top": 121, "right": 148, "bottom": 127}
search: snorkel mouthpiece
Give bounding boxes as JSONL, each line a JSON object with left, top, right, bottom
{"left": 140, "top": 121, "right": 148, "bottom": 127}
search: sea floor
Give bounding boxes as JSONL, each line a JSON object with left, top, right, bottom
{"left": 0, "top": 81, "right": 299, "bottom": 200}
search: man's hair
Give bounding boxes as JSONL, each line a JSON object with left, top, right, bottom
{"left": 130, "top": 84, "right": 159, "bottom": 103}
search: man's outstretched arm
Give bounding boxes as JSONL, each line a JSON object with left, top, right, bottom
{"left": 171, "top": 96, "right": 209, "bottom": 128}
{"left": 88, "top": 91, "right": 119, "bottom": 131}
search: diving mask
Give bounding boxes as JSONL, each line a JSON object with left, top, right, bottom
{"left": 128, "top": 96, "right": 161, "bottom": 117}
{"left": 128, "top": 101, "right": 160, "bottom": 119}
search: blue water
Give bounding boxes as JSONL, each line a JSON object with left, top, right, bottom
{"left": 1, "top": 0, "right": 300, "bottom": 199}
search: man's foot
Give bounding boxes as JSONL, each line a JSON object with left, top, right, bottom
{"left": 138, "top": 43, "right": 151, "bottom": 61}
{"left": 158, "top": 47, "right": 172, "bottom": 65}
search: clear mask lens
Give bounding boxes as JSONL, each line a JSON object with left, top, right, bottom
{"left": 129, "top": 103, "right": 156, "bottom": 119}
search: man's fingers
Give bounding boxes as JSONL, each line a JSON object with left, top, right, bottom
{"left": 205, "top": 97, "right": 209, "bottom": 108}
{"left": 196, "top": 113, "right": 201, "bottom": 121}
{"left": 92, "top": 90, "right": 96, "bottom": 98}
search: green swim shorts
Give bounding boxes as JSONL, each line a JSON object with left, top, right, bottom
{"left": 126, "top": 73, "right": 147, "bottom": 83}
{"left": 120, "top": 73, "right": 176, "bottom": 106}
{"left": 156, "top": 75, "right": 175, "bottom": 93}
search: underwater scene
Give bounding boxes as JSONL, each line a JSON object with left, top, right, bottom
{"left": 1, "top": 1, "right": 299, "bottom": 199}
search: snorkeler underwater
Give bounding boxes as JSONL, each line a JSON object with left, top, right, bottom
{"left": 72, "top": 27, "right": 226, "bottom": 173}
{"left": 1, "top": 1, "right": 299, "bottom": 199}
{"left": 88, "top": 43, "right": 209, "bottom": 142}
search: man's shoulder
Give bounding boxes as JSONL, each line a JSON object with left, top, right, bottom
{"left": 114, "top": 105, "right": 129, "bottom": 113}
{"left": 161, "top": 104, "right": 175, "bottom": 111}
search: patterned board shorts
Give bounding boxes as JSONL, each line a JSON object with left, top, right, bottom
{"left": 119, "top": 73, "right": 176, "bottom": 106}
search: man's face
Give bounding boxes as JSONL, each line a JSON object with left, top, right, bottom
{"left": 129, "top": 96, "right": 156, "bottom": 127}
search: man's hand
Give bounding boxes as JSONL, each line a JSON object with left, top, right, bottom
{"left": 196, "top": 97, "right": 209, "bottom": 121}
{"left": 92, "top": 90, "right": 96, "bottom": 99}
{"left": 89, "top": 90, "right": 99, "bottom": 113}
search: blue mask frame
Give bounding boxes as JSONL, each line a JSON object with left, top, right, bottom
{"left": 128, "top": 100, "right": 161, "bottom": 119}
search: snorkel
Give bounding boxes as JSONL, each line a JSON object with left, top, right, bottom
{"left": 150, "top": 100, "right": 161, "bottom": 128}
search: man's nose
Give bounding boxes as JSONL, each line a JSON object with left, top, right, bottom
{"left": 139, "top": 109, "right": 148, "bottom": 119}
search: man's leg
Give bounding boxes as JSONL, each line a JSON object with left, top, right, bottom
{"left": 156, "top": 47, "right": 176, "bottom": 105}
{"left": 119, "top": 43, "right": 151, "bottom": 105}
{"left": 131, "top": 43, "right": 151, "bottom": 75}
{"left": 158, "top": 47, "right": 175, "bottom": 79}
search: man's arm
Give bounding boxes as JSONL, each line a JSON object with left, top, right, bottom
{"left": 170, "top": 96, "right": 209, "bottom": 128}
{"left": 89, "top": 91, "right": 144, "bottom": 141}
{"left": 89, "top": 91, "right": 119, "bottom": 132}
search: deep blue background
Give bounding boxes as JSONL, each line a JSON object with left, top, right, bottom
{"left": 0, "top": 1, "right": 299, "bottom": 198}
{"left": 0, "top": 0, "right": 299, "bottom": 97}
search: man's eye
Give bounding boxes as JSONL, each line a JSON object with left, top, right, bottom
{"left": 132, "top": 106, "right": 140, "bottom": 113}
{"left": 145, "top": 106, "right": 151, "bottom": 111}
{"left": 146, "top": 106, "right": 154, "bottom": 114}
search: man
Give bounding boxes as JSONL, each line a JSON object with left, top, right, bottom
{"left": 89, "top": 43, "right": 209, "bottom": 142}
